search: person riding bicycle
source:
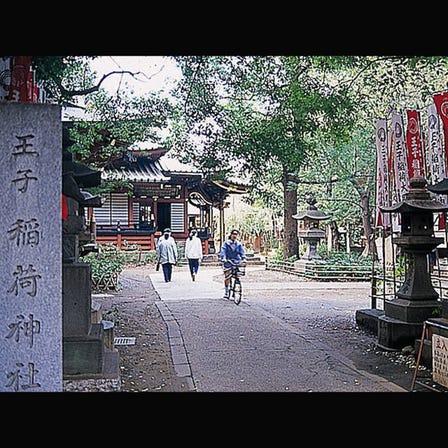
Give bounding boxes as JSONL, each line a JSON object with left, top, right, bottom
{"left": 219, "top": 229, "right": 247, "bottom": 299}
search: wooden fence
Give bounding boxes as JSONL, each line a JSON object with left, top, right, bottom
{"left": 265, "top": 258, "right": 373, "bottom": 281}
{"left": 265, "top": 258, "right": 448, "bottom": 311}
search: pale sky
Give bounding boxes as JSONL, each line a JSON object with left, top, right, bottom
{"left": 89, "top": 56, "right": 182, "bottom": 97}
{"left": 63, "top": 56, "right": 182, "bottom": 121}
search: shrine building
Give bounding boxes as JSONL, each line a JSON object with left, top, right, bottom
{"left": 90, "top": 147, "right": 248, "bottom": 254}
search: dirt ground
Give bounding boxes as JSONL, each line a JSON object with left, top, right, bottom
{"left": 93, "top": 265, "right": 189, "bottom": 392}
{"left": 80, "top": 264, "right": 445, "bottom": 394}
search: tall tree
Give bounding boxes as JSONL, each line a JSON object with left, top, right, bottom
{"left": 170, "top": 56, "right": 359, "bottom": 258}
{"left": 29, "top": 56, "right": 174, "bottom": 193}
{"left": 295, "top": 56, "right": 448, "bottom": 257}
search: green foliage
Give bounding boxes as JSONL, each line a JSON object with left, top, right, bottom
{"left": 32, "top": 56, "right": 97, "bottom": 104}
{"left": 394, "top": 255, "right": 407, "bottom": 278}
{"left": 171, "top": 56, "right": 359, "bottom": 186}
{"left": 225, "top": 202, "right": 275, "bottom": 237}
{"left": 170, "top": 56, "right": 365, "bottom": 259}
{"left": 80, "top": 243, "right": 127, "bottom": 291}
{"left": 269, "top": 245, "right": 285, "bottom": 261}
{"left": 121, "top": 248, "right": 158, "bottom": 266}
{"left": 315, "top": 251, "right": 373, "bottom": 267}
{"left": 31, "top": 56, "right": 175, "bottom": 173}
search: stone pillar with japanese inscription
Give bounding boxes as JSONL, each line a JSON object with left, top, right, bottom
{"left": 0, "top": 103, "right": 62, "bottom": 392}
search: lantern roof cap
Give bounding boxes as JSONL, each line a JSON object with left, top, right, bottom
{"left": 381, "top": 176, "right": 448, "bottom": 213}
{"left": 293, "top": 209, "right": 331, "bottom": 220}
{"left": 428, "top": 177, "right": 448, "bottom": 194}
{"left": 293, "top": 192, "right": 331, "bottom": 221}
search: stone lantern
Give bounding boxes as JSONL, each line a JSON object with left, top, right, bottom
{"left": 293, "top": 193, "right": 330, "bottom": 261}
{"left": 62, "top": 127, "right": 119, "bottom": 379}
{"left": 377, "top": 176, "right": 448, "bottom": 351}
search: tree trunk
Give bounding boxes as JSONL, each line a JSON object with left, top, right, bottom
{"left": 349, "top": 177, "right": 378, "bottom": 261}
{"left": 360, "top": 191, "right": 378, "bottom": 260}
{"left": 282, "top": 170, "right": 298, "bottom": 259}
{"left": 330, "top": 221, "right": 341, "bottom": 252}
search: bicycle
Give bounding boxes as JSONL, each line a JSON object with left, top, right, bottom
{"left": 225, "top": 260, "right": 246, "bottom": 305}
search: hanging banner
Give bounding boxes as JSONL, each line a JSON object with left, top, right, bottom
{"left": 375, "top": 119, "right": 391, "bottom": 228}
{"left": 405, "top": 109, "right": 426, "bottom": 179}
{"left": 0, "top": 57, "right": 11, "bottom": 101}
{"left": 8, "top": 56, "right": 32, "bottom": 102}
{"left": 427, "top": 104, "right": 446, "bottom": 188}
{"left": 28, "top": 70, "right": 39, "bottom": 103}
{"left": 388, "top": 125, "right": 401, "bottom": 232}
{"left": 391, "top": 112, "right": 409, "bottom": 202}
{"left": 433, "top": 92, "right": 448, "bottom": 170}
{"left": 427, "top": 103, "right": 447, "bottom": 229}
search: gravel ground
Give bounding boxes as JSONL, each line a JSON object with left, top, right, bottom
{"left": 63, "top": 265, "right": 188, "bottom": 392}
{"left": 63, "top": 265, "right": 447, "bottom": 393}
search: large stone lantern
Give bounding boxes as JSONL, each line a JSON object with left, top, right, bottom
{"left": 377, "top": 176, "right": 448, "bottom": 350}
{"left": 293, "top": 193, "right": 330, "bottom": 261}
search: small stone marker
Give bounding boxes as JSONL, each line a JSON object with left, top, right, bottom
{"left": 432, "top": 333, "right": 448, "bottom": 388}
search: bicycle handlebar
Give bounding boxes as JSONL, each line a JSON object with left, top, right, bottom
{"left": 221, "top": 259, "right": 247, "bottom": 266}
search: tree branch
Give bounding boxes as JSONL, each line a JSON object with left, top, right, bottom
{"left": 325, "top": 197, "right": 363, "bottom": 209}
{"left": 343, "top": 56, "right": 402, "bottom": 90}
{"left": 183, "top": 57, "right": 203, "bottom": 115}
{"left": 59, "top": 70, "right": 144, "bottom": 97}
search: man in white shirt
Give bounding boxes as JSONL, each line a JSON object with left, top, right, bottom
{"left": 184, "top": 228, "right": 203, "bottom": 281}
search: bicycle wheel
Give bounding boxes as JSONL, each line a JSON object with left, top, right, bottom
{"left": 233, "top": 278, "right": 242, "bottom": 305}
{"left": 227, "top": 277, "right": 235, "bottom": 300}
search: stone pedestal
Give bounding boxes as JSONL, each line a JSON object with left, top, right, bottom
{"left": 377, "top": 244, "right": 442, "bottom": 351}
{"left": 376, "top": 177, "right": 447, "bottom": 351}
{"left": 377, "top": 271, "right": 441, "bottom": 351}
{"left": 63, "top": 263, "right": 106, "bottom": 376}
{"left": 377, "top": 315, "right": 432, "bottom": 351}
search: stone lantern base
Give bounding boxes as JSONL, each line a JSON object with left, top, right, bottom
{"left": 62, "top": 263, "right": 120, "bottom": 378}
{"left": 377, "top": 298, "right": 441, "bottom": 351}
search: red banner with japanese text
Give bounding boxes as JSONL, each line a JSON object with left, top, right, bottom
{"left": 27, "top": 70, "right": 39, "bottom": 103}
{"left": 405, "top": 109, "right": 426, "bottom": 179}
{"left": 8, "top": 56, "right": 32, "bottom": 102}
{"left": 433, "top": 92, "right": 448, "bottom": 170}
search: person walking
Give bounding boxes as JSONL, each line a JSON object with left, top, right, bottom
{"left": 156, "top": 228, "right": 178, "bottom": 282}
{"left": 185, "top": 228, "right": 203, "bottom": 281}
{"left": 219, "top": 228, "right": 247, "bottom": 299}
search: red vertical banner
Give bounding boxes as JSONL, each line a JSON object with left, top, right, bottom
{"left": 405, "top": 109, "right": 425, "bottom": 179}
{"left": 433, "top": 92, "right": 448, "bottom": 171}
{"left": 8, "top": 56, "right": 32, "bottom": 102}
{"left": 27, "top": 70, "right": 39, "bottom": 103}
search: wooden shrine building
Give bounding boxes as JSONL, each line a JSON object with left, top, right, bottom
{"left": 91, "top": 147, "right": 248, "bottom": 254}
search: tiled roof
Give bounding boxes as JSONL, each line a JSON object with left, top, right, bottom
{"left": 101, "top": 153, "right": 201, "bottom": 183}
{"left": 101, "top": 156, "right": 170, "bottom": 182}
{"left": 155, "top": 153, "right": 201, "bottom": 175}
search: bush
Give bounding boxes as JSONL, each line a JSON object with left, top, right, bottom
{"left": 80, "top": 243, "right": 127, "bottom": 292}
{"left": 315, "top": 250, "right": 373, "bottom": 267}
